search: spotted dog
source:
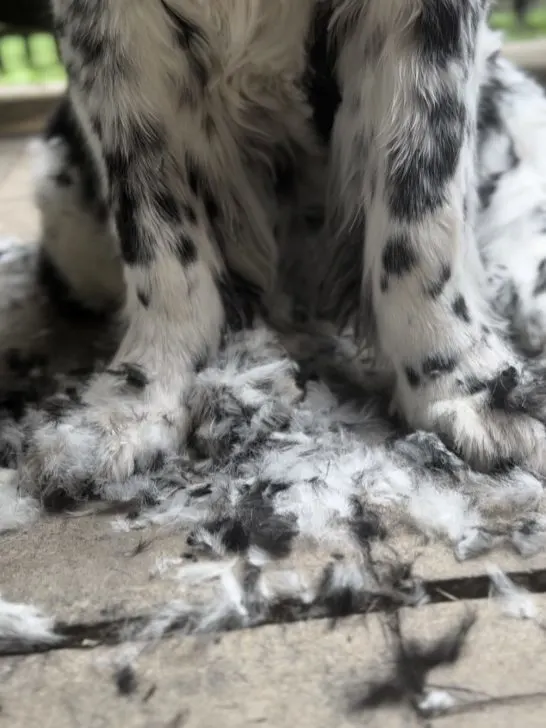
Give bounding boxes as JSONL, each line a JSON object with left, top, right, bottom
{"left": 24, "top": 0, "right": 546, "bottom": 488}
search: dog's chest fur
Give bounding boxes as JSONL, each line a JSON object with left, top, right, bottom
{"left": 161, "top": 1, "right": 329, "bottom": 179}
{"left": 185, "top": 0, "right": 316, "bottom": 77}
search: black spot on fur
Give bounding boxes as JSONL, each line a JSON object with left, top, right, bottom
{"left": 478, "top": 171, "right": 501, "bottom": 210}
{"left": 197, "top": 490, "right": 298, "bottom": 559}
{"left": 415, "top": 0, "right": 465, "bottom": 67}
{"left": 116, "top": 185, "right": 154, "bottom": 266}
{"left": 186, "top": 158, "right": 199, "bottom": 196}
{"left": 185, "top": 156, "right": 220, "bottom": 226}
{"left": 422, "top": 353, "right": 457, "bottom": 378}
{"left": 194, "top": 350, "right": 209, "bottom": 373}
{"left": 452, "top": 294, "right": 471, "bottom": 322}
{"left": 125, "top": 118, "right": 165, "bottom": 170}
{"left": 477, "top": 67, "right": 509, "bottom": 148}
{"left": 108, "top": 363, "right": 149, "bottom": 390}
{"left": 182, "top": 203, "right": 197, "bottom": 225}
{"left": 387, "top": 91, "right": 466, "bottom": 222}
{"left": 154, "top": 189, "right": 180, "bottom": 225}
{"left": 45, "top": 96, "right": 106, "bottom": 218}
{"left": 106, "top": 117, "right": 164, "bottom": 199}
{"left": 160, "top": 0, "right": 208, "bottom": 86}
{"left": 174, "top": 233, "right": 197, "bottom": 266}
{"left": 137, "top": 288, "right": 150, "bottom": 308}
{"left": 488, "top": 366, "right": 519, "bottom": 410}
{"left": 405, "top": 366, "right": 421, "bottom": 388}
{"left": 425, "top": 264, "right": 451, "bottom": 299}
{"left": 382, "top": 234, "right": 418, "bottom": 278}
{"left": 204, "top": 190, "right": 220, "bottom": 225}
{"left": 479, "top": 142, "right": 518, "bottom": 212}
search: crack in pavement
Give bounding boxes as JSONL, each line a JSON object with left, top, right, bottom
{"left": 2, "top": 568, "right": 546, "bottom": 658}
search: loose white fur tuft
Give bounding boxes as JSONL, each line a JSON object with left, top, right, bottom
{"left": 0, "top": 469, "right": 39, "bottom": 534}
{"left": 0, "top": 595, "right": 61, "bottom": 651}
{"left": 417, "top": 689, "right": 457, "bottom": 717}
{"left": 487, "top": 565, "right": 540, "bottom": 622}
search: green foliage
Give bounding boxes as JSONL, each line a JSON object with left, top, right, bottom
{"left": 491, "top": 7, "right": 546, "bottom": 41}
{"left": 0, "top": 33, "right": 65, "bottom": 85}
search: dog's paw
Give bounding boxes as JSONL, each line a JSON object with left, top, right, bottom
{"left": 396, "top": 325, "right": 546, "bottom": 474}
{"left": 19, "top": 364, "right": 188, "bottom": 499}
{"left": 414, "top": 364, "right": 546, "bottom": 474}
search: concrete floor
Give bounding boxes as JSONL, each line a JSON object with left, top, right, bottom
{"left": 2, "top": 73, "right": 546, "bottom": 725}
{"left": 0, "top": 135, "right": 39, "bottom": 243}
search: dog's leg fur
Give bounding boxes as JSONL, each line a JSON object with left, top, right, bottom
{"left": 326, "top": 1, "right": 546, "bottom": 472}
{"left": 476, "top": 39, "right": 546, "bottom": 356}
{"left": 25, "top": 0, "right": 224, "bottom": 486}
{"left": 21, "top": 0, "right": 316, "bottom": 491}
{"left": 32, "top": 96, "right": 124, "bottom": 315}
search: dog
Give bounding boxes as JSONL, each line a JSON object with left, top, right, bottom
{"left": 23, "top": 0, "right": 546, "bottom": 489}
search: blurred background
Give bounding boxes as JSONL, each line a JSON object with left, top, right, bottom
{"left": 0, "top": 0, "right": 546, "bottom": 88}
{"left": 0, "top": 0, "right": 545, "bottom": 87}
{"left": 494, "top": 0, "right": 546, "bottom": 38}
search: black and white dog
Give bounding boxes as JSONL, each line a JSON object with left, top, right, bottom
{"left": 26, "top": 0, "right": 546, "bottom": 486}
